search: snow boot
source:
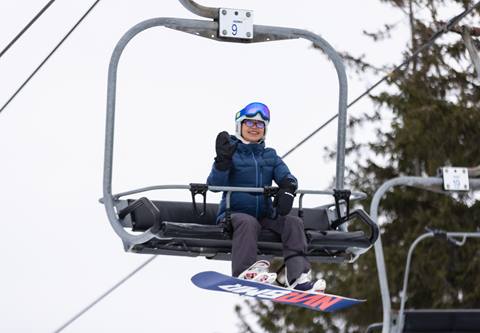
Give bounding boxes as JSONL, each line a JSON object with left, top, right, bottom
{"left": 238, "top": 260, "right": 277, "bottom": 284}
{"left": 288, "top": 270, "right": 326, "bottom": 293}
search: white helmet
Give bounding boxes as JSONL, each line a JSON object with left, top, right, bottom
{"left": 235, "top": 102, "right": 270, "bottom": 140}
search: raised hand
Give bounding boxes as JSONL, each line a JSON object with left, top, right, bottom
{"left": 214, "top": 131, "right": 236, "bottom": 171}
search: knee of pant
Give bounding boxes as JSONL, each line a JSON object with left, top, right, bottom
{"left": 238, "top": 220, "right": 260, "bottom": 233}
{"left": 285, "top": 216, "right": 304, "bottom": 230}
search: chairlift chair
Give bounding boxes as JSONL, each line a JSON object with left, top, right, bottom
{"left": 369, "top": 174, "right": 480, "bottom": 333}
{"left": 101, "top": 0, "right": 379, "bottom": 263}
{"left": 395, "top": 229, "right": 480, "bottom": 333}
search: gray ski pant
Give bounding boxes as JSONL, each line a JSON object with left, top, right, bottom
{"left": 230, "top": 212, "right": 310, "bottom": 283}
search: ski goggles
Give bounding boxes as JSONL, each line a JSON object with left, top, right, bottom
{"left": 243, "top": 119, "right": 266, "bottom": 129}
{"left": 236, "top": 103, "right": 270, "bottom": 122}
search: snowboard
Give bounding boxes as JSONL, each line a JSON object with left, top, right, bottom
{"left": 191, "top": 271, "right": 364, "bottom": 312}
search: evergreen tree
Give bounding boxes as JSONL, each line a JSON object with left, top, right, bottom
{"left": 236, "top": 1, "right": 480, "bottom": 331}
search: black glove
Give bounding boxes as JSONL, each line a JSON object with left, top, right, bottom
{"left": 214, "top": 131, "right": 236, "bottom": 171}
{"left": 273, "top": 178, "right": 298, "bottom": 216}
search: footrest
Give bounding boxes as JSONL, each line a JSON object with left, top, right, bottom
{"left": 161, "top": 222, "right": 229, "bottom": 240}
{"left": 306, "top": 230, "right": 371, "bottom": 248}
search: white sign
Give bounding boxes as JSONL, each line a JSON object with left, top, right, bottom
{"left": 218, "top": 8, "right": 254, "bottom": 39}
{"left": 442, "top": 167, "right": 469, "bottom": 191}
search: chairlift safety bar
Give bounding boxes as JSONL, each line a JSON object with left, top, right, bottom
{"left": 107, "top": 184, "right": 367, "bottom": 201}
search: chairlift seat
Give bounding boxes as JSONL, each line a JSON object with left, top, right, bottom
{"left": 402, "top": 309, "right": 480, "bottom": 332}
{"left": 116, "top": 198, "right": 377, "bottom": 262}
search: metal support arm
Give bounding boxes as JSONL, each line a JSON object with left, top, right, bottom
{"left": 462, "top": 27, "right": 480, "bottom": 81}
{"left": 178, "top": 0, "right": 218, "bottom": 19}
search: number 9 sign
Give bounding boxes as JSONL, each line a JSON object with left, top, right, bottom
{"left": 219, "top": 8, "right": 253, "bottom": 39}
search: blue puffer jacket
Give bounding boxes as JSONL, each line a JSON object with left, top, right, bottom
{"left": 207, "top": 135, "right": 297, "bottom": 222}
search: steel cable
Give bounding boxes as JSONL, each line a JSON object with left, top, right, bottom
{"left": 281, "top": 1, "right": 480, "bottom": 159}
{"left": 52, "top": 256, "right": 157, "bottom": 333}
{"left": 0, "top": 0, "right": 101, "bottom": 114}
{"left": 0, "top": 0, "right": 56, "bottom": 59}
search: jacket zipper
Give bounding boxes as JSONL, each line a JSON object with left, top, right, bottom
{"left": 252, "top": 152, "right": 259, "bottom": 218}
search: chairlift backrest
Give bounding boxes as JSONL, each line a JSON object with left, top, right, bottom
{"left": 117, "top": 199, "right": 331, "bottom": 232}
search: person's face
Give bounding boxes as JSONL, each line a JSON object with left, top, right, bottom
{"left": 241, "top": 119, "right": 265, "bottom": 143}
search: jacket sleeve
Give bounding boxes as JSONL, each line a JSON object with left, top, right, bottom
{"left": 273, "top": 153, "right": 298, "bottom": 187}
{"left": 207, "top": 163, "right": 230, "bottom": 186}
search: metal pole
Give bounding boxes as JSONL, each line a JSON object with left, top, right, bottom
{"left": 462, "top": 28, "right": 480, "bottom": 81}
{"left": 177, "top": 0, "right": 218, "bottom": 19}
{"left": 395, "top": 232, "right": 433, "bottom": 333}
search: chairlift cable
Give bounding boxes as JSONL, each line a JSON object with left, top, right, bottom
{"left": 52, "top": 255, "right": 157, "bottom": 333}
{"left": 281, "top": 1, "right": 480, "bottom": 160}
{"left": 0, "top": 0, "right": 101, "bottom": 114}
{"left": 0, "top": 0, "right": 56, "bottom": 59}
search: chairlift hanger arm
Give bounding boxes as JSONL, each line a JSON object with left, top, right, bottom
{"left": 462, "top": 27, "right": 480, "bottom": 81}
{"left": 178, "top": 0, "right": 218, "bottom": 19}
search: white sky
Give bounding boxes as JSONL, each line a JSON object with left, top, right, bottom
{"left": 0, "top": 1, "right": 418, "bottom": 332}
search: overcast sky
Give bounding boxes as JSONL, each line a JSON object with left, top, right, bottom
{"left": 0, "top": 1, "right": 433, "bottom": 332}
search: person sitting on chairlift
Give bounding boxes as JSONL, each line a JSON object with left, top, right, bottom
{"left": 207, "top": 102, "right": 326, "bottom": 292}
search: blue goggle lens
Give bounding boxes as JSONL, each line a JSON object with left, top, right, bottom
{"left": 236, "top": 103, "right": 270, "bottom": 121}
